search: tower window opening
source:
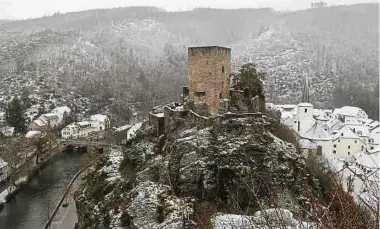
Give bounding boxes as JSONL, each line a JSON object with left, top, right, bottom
{"left": 222, "top": 66, "right": 225, "bottom": 73}
{"left": 305, "top": 108, "right": 307, "bottom": 113}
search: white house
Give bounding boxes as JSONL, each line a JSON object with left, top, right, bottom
{"left": 61, "top": 121, "right": 93, "bottom": 139}
{"left": 51, "top": 106, "right": 71, "bottom": 123}
{"left": 368, "top": 124, "right": 379, "bottom": 150}
{"left": 344, "top": 116, "right": 370, "bottom": 147}
{"left": 332, "top": 126, "right": 366, "bottom": 160}
{"left": 77, "top": 121, "right": 93, "bottom": 138}
{"left": 90, "top": 114, "right": 110, "bottom": 130}
{"left": 0, "top": 157, "right": 9, "bottom": 183}
{"left": 61, "top": 123, "right": 80, "bottom": 139}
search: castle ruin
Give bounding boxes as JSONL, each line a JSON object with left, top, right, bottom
{"left": 148, "top": 46, "right": 265, "bottom": 137}
{"left": 186, "top": 46, "right": 231, "bottom": 116}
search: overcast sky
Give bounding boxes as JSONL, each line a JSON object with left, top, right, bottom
{"left": 0, "top": 0, "right": 377, "bottom": 20}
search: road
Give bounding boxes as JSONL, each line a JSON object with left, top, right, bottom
{"left": 48, "top": 172, "right": 86, "bottom": 229}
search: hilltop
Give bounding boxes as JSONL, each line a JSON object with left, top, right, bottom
{"left": 0, "top": 3, "right": 378, "bottom": 121}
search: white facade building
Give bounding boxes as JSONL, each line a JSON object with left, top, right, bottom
{"left": 90, "top": 114, "right": 110, "bottom": 130}
{"left": 51, "top": 106, "right": 71, "bottom": 123}
{"left": 332, "top": 126, "right": 365, "bottom": 160}
{"left": 61, "top": 121, "right": 98, "bottom": 139}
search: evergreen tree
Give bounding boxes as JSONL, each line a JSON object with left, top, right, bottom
{"left": 5, "top": 98, "right": 26, "bottom": 134}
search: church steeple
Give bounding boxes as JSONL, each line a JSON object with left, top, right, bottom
{"left": 301, "top": 74, "right": 309, "bottom": 103}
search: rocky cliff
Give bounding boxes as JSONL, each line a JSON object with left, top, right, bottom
{"left": 74, "top": 114, "right": 329, "bottom": 228}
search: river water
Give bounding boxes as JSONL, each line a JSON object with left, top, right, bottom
{"left": 0, "top": 151, "right": 82, "bottom": 229}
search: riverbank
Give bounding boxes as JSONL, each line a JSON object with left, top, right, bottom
{"left": 0, "top": 141, "right": 62, "bottom": 212}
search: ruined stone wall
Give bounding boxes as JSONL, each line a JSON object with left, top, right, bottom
{"left": 149, "top": 112, "right": 165, "bottom": 137}
{"left": 187, "top": 46, "right": 231, "bottom": 116}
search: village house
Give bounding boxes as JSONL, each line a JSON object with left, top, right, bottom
{"left": 0, "top": 157, "right": 9, "bottom": 183}
{"left": 0, "top": 111, "right": 5, "bottom": 125}
{"left": 51, "top": 106, "right": 71, "bottom": 123}
{"left": 90, "top": 114, "right": 110, "bottom": 130}
{"left": 332, "top": 125, "right": 366, "bottom": 160}
{"left": 61, "top": 123, "right": 80, "bottom": 139}
{"left": 61, "top": 114, "right": 110, "bottom": 139}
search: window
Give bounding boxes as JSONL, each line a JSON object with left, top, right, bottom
{"left": 341, "top": 133, "right": 343, "bottom": 136}
{"left": 297, "top": 121, "right": 300, "bottom": 132}
{"left": 195, "top": 91, "right": 206, "bottom": 97}
{"left": 333, "top": 150, "right": 336, "bottom": 154}
{"left": 355, "top": 140, "right": 357, "bottom": 143}
{"left": 334, "top": 144, "right": 336, "bottom": 148}
{"left": 317, "top": 146, "right": 322, "bottom": 155}
{"left": 361, "top": 145, "right": 364, "bottom": 151}
{"left": 305, "top": 108, "right": 307, "bottom": 113}
{"left": 348, "top": 145, "right": 350, "bottom": 149}
{"left": 338, "top": 139, "right": 340, "bottom": 142}
{"left": 219, "top": 93, "right": 222, "bottom": 99}
{"left": 348, "top": 152, "right": 350, "bottom": 155}
{"left": 222, "top": 66, "right": 225, "bottom": 73}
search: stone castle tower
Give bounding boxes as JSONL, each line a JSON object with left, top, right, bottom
{"left": 187, "top": 46, "right": 231, "bottom": 116}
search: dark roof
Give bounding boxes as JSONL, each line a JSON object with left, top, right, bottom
{"left": 188, "top": 46, "right": 231, "bottom": 51}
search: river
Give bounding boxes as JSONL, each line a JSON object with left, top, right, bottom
{"left": 0, "top": 151, "right": 83, "bottom": 229}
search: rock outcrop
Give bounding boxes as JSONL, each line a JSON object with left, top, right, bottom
{"left": 74, "top": 115, "right": 317, "bottom": 229}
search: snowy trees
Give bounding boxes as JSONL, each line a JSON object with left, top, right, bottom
{"left": 5, "top": 98, "right": 26, "bottom": 135}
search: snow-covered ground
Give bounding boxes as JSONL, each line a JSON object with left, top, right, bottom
{"left": 101, "top": 148, "right": 123, "bottom": 184}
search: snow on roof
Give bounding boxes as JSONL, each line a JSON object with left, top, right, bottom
{"left": 333, "top": 106, "right": 368, "bottom": 119}
{"left": 25, "top": 131, "right": 41, "bottom": 138}
{"left": 333, "top": 126, "right": 361, "bottom": 141}
{"left": 115, "top": 124, "right": 133, "bottom": 132}
{"left": 127, "top": 122, "right": 143, "bottom": 140}
{"left": 90, "top": 114, "right": 108, "bottom": 122}
{"left": 354, "top": 151, "right": 379, "bottom": 170}
{"left": 77, "top": 121, "right": 91, "bottom": 127}
{"left": 42, "top": 113, "right": 59, "bottom": 120}
{"left": 51, "top": 106, "right": 71, "bottom": 122}
{"left": 33, "top": 119, "right": 47, "bottom": 127}
{"left": 299, "top": 139, "right": 318, "bottom": 149}
{"left": 297, "top": 102, "right": 313, "bottom": 107}
{"left": 302, "top": 122, "right": 332, "bottom": 140}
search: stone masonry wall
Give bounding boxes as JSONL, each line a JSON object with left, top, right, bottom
{"left": 187, "top": 46, "right": 231, "bottom": 116}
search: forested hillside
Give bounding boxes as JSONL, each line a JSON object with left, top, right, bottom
{"left": 0, "top": 3, "right": 378, "bottom": 121}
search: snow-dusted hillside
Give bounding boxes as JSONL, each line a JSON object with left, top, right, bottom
{"left": 0, "top": 3, "right": 378, "bottom": 120}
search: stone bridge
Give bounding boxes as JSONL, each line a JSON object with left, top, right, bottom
{"left": 59, "top": 140, "right": 118, "bottom": 152}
